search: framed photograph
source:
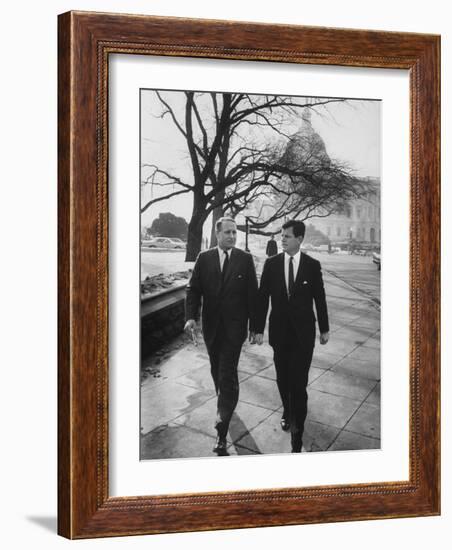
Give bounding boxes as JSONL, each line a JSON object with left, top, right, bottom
{"left": 139, "top": 89, "right": 382, "bottom": 462}
{"left": 58, "top": 11, "right": 440, "bottom": 539}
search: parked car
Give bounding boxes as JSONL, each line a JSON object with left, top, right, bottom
{"left": 141, "top": 239, "right": 154, "bottom": 247}
{"left": 372, "top": 251, "right": 381, "bottom": 270}
{"left": 146, "top": 237, "right": 186, "bottom": 249}
{"left": 167, "top": 237, "right": 187, "bottom": 248}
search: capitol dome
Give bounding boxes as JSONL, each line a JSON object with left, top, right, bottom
{"left": 282, "top": 108, "right": 331, "bottom": 170}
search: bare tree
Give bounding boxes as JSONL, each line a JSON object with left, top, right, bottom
{"left": 142, "top": 92, "right": 366, "bottom": 260}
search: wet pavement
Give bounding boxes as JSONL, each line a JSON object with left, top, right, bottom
{"left": 316, "top": 251, "right": 381, "bottom": 304}
{"left": 140, "top": 263, "right": 380, "bottom": 459}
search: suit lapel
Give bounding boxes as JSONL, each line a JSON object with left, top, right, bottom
{"left": 294, "top": 252, "right": 305, "bottom": 290}
{"left": 287, "top": 251, "right": 305, "bottom": 301}
{"left": 210, "top": 248, "right": 221, "bottom": 280}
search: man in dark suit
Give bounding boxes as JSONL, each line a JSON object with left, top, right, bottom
{"left": 266, "top": 234, "right": 278, "bottom": 257}
{"left": 185, "top": 217, "right": 258, "bottom": 455}
{"left": 255, "top": 220, "right": 329, "bottom": 453}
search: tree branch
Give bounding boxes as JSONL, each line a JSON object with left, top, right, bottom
{"left": 141, "top": 188, "right": 191, "bottom": 213}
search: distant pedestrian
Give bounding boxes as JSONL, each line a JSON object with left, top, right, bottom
{"left": 266, "top": 235, "right": 278, "bottom": 257}
{"left": 255, "top": 220, "right": 329, "bottom": 453}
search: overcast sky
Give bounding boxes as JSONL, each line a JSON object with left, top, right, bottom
{"left": 140, "top": 90, "right": 380, "bottom": 230}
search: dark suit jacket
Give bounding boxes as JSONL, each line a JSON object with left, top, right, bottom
{"left": 185, "top": 247, "right": 258, "bottom": 350}
{"left": 255, "top": 252, "right": 329, "bottom": 348}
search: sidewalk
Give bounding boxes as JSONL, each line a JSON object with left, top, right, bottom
{"left": 140, "top": 271, "right": 380, "bottom": 459}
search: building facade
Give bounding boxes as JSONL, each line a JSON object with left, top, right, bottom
{"left": 286, "top": 108, "right": 381, "bottom": 245}
{"left": 310, "top": 177, "right": 381, "bottom": 244}
{"left": 241, "top": 107, "right": 380, "bottom": 246}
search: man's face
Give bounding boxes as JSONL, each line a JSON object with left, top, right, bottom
{"left": 281, "top": 226, "right": 302, "bottom": 256}
{"left": 216, "top": 220, "right": 237, "bottom": 250}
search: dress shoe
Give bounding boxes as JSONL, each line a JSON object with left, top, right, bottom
{"left": 280, "top": 417, "right": 290, "bottom": 431}
{"left": 291, "top": 433, "right": 303, "bottom": 453}
{"left": 213, "top": 436, "right": 228, "bottom": 456}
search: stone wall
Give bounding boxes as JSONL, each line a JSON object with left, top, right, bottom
{"left": 141, "top": 286, "right": 186, "bottom": 358}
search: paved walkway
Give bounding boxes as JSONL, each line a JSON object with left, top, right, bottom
{"left": 140, "top": 270, "right": 380, "bottom": 459}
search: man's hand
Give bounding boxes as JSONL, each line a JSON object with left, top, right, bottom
{"left": 248, "top": 331, "right": 256, "bottom": 344}
{"left": 255, "top": 333, "right": 264, "bottom": 346}
{"left": 184, "top": 319, "right": 196, "bottom": 332}
{"left": 319, "top": 332, "right": 329, "bottom": 345}
{"left": 184, "top": 319, "right": 198, "bottom": 346}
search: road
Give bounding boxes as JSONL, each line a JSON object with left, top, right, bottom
{"left": 309, "top": 251, "right": 380, "bottom": 304}
{"left": 140, "top": 248, "right": 380, "bottom": 303}
{"left": 141, "top": 248, "right": 190, "bottom": 281}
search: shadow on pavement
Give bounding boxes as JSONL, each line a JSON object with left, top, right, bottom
{"left": 229, "top": 412, "right": 260, "bottom": 455}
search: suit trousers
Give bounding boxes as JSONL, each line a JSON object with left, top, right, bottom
{"left": 272, "top": 323, "right": 315, "bottom": 438}
{"left": 207, "top": 324, "right": 243, "bottom": 438}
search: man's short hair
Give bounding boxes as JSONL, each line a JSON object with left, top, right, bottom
{"left": 282, "top": 219, "right": 306, "bottom": 239}
{"left": 215, "top": 216, "right": 236, "bottom": 232}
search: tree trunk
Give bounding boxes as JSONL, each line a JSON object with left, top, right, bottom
{"left": 185, "top": 218, "right": 204, "bottom": 261}
{"left": 185, "top": 195, "right": 209, "bottom": 263}
{"left": 209, "top": 203, "right": 224, "bottom": 248}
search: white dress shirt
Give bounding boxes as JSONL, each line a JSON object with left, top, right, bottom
{"left": 217, "top": 246, "right": 232, "bottom": 272}
{"left": 284, "top": 250, "right": 301, "bottom": 296}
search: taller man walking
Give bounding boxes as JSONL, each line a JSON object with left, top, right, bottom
{"left": 185, "top": 217, "right": 258, "bottom": 455}
{"left": 255, "top": 220, "right": 329, "bottom": 452}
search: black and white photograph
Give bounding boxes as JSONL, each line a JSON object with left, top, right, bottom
{"left": 140, "top": 89, "right": 381, "bottom": 460}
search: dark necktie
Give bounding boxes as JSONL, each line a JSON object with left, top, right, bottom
{"left": 222, "top": 250, "right": 229, "bottom": 282}
{"left": 288, "top": 256, "right": 295, "bottom": 297}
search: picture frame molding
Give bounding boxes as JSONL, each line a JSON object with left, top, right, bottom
{"left": 58, "top": 10, "right": 440, "bottom": 539}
